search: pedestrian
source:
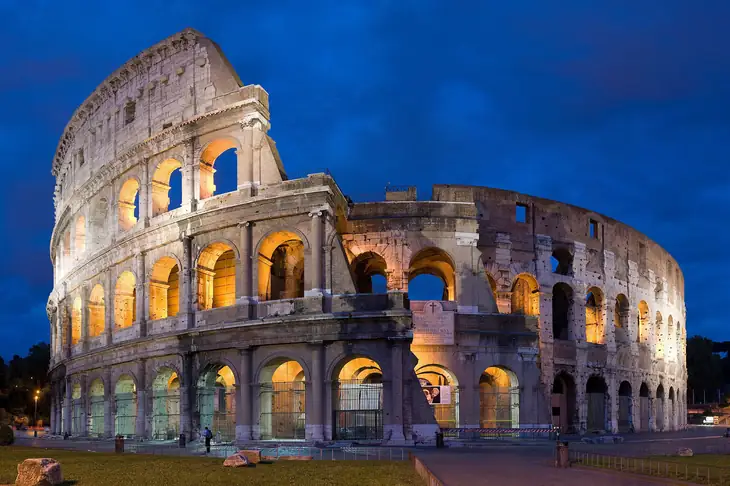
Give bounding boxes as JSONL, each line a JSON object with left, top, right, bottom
{"left": 203, "top": 426, "right": 213, "bottom": 453}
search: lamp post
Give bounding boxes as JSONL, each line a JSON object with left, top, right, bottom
{"left": 34, "top": 391, "right": 39, "bottom": 437}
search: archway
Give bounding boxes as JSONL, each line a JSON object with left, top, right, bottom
{"left": 149, "top": 257, "right": 180, "bottom": 320}
{"left": 71, "top": 383, "right": 82, "bottom": 435}
{"left": 88, "top": 284, "right": 105, "bottom": 338}
{"left": 416, "top": 364, "right": 459, "bottom": 429}
{"left": 89, "top": 378, "right": 105, "bottom": 437}
{"left": 586, "top": 376, "right": 607, "bottom": 431}
{"left": 480, "top": 367, "right": 519, "bottom": 429}
{"left": 552, "top": 283, "right": 573, "bottom": 341}
{"left": 197, "top": 243, "right": 236, "bottom": 309}
{"left": 618, "top": 381, "right": 632, "bottom": 433}
{"left": 669, "top": 387, "right": 676, "bottom": 431}
{"left": 114, "top": 375, "right": 137, "bottom": 437}
{"left": 259, "top": 359, "right": 306, "bottom": 440}
{"left": 638, "top": 301, "right": 650, "bottom": 343}
{"left": 152, "top": 367, "right": 180, "bottom": 440}
{"left": 585, "top": 287, "right": 604, "bottom": 344}
{"left": 656, "top": 384, "right": 665, "bottom": 431}
{"left": 114, "top": 271, "right": 136, "bottom": 329}
{"left": 351, "top": 252, "right": 388, "bottom": 294}
{"left": 639, "top": 383, "right": 650, "bottom": 432}
{"left": 511, "top": 274, "right": 539, "bottom": 316}
{"left": 408, "top": 247, "right": 455, "bottom": 301}
{"left": 197, "top": 364, "right": 236, "bottom": 442}
{"left": 118, "top": 179, "right": 140, "bottom": 231}
{"left": 551, "top": 247, "right": 572, "bottom": 275}
{"left": 551, "top": 373, "right": 576, "bottom": 433}
{"left": 258, "top": 231, "right": 304, "bottom": 301}
{"left": 151, "top": 158, "right": 183, "bottom": 216}
{"left": 71, "top": 296, "right": 82, "bottom": 346}
{"left": 75, "top": 216, "right": 86, "bottom": 256}
{"left": 333, "top": 356, "right": 384, "bottom": 440}
{"left": 200, "top": 139, "right": 238, "bottom": 199}
{"left": 614, "top": 294, "right": 630, "bottom": 344}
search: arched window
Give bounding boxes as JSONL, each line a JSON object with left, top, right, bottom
{"left": 149, "top": 257, "right": 180, "bottom": 320}
{"left": 74, "top": 216, "right": 86, "bottom": 256}
{"left": 351, "top": 252, "right": 388, "bottom": 293}
{"left": 480, "top": 367, "right": 519, "bottom": 428}
{"left": 198, "top": 243, "right": 236, "bottom": 309}
{"left": 88, "top": 284, "right": 105, "bottom": 337}
{"left": 638, "top": 301, "right": 650, "bottom": 343}
{"left": 114, "top": 271, "right": 136, "bottom": 329}
{"left": 260, "top": 359, "right": 307, "bottom": 440}
{"left": 151, "top": 159, "right": 183, "bottom": 216}
{"left": 332, "top": 356, "right": 383, "bottom": 440}
{"left": 258, "top": 231, "right": 304, "bottom": 301}
{"left": 511, "top": 274, "right": 539, "bottom": 316}
{"left": 585, "top": 287, "right": 604, "bottom": 344}
{"left": 614, "top": 294, "right": 630, "bottom": 344}
{"left": 118, "top": 179, "right": 140, "bottom": 231}
{"left": 71, "top": 296, "right": 82, "bottom": 346}
{"left": 408, "top": 247, "right": 455, "bottom": 301}
{"left": 551, "top": 247, "right": 572, "bottom": 275}
{"left": 552, "top": 283, "right": 573, "bottom": 340}
{"left": 200, "top": 139, "right": 238, "bottom": 200}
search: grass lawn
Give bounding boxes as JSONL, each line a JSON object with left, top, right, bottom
{"left": 0, "top": 447, "right": 422, "bottom": 486}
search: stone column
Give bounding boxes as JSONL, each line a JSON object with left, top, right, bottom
{"left": 180, "top": 353, "right": 193, "bottom": 439}
{"left": 459, "top": 357, "right": 480, "bottom": 428}
{"left": 604, "top": 296, "right": 616, "bottom": 351}
{"left": 139, "top": 160, "right": 150, "bottom": 228}
{"left": 80, "top": 286, "right": 89, "bottom": 352}
{"left": 104, "top": 269, "right": 114, "bottom": 346}
{"left": 236, "top": 347, "right": 252, "bottom": 441}
{"left": 79, "top": 375, "right": 88, "bottom": 436}
{"left": 135, "top": 359, "right": 146, "bottom": 438}
{"left": 50, "top": 385, "right": 57, "bottom": 434}
{"left": 308, "top": 342, "right": 325, "bottom": 441}
{"left": 607, "top": 373, "right": 618, "bottom": 433}
{"left": 181, "top": 139, "right": 197, "bottom": 212}
{"left": 238, "top": 222, "right": 253, "bottom": 303}
{"left": 104, "top": 367, "right": 113, "bottom": 437}
{"left": 135, "top": 252, "right": 146, "bottom": 337}
{"left": 385, "top": 340, "right": 406, "bottom": 443}
{"left": 180, "top": 235, "right": 194, "bottom": 329}
{"left": 571, "top": 285, "right": 587, "bottom": 343}
{"left": 63, "top": 377, "right": 72, "bottom": 435}
{"left": 306, "top": 210, "right": 325, "bottom": 296}
{"left": 108, "top": 184, "right": 117, "bottom": 244}
{"left": 64, "top": 304, "right": 72, "bottom": 360}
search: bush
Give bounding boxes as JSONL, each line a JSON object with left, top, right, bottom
{"left": 0, "top": 424, "right": 14, "bottom": 446}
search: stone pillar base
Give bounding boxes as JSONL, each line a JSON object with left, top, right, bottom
{"left": 235, "top": 425, "right": 252, "bottom": 442}
{"left": 383, "top": 424, "right": 407, "bottom": 445}
{"left": 411, "top": 424, "right": 439, "bottom": 444}
{"left": 306, "top": 424, "right": 324, "bottom": 442}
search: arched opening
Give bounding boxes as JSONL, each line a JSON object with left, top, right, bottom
{"left": 585, "top": 287, "right": 604, "bottom": 344}
{"left": 75, "top": 216, "right": 86, "bottom": 257}
{"left": 408, "top": 247, "right": 455, "bottom": 301}
{"left": 71, "top": 383, "right": 82, "bottom": 435}
{"left": 114, "top": 375, "right": 137, "bottom": 437}
{"left": 656, "top": 384, "right": 665, "bottom": 431}
{"left": 152, "top": 368, "right": 180, "bottom": 440}
{"left": 197, "top": 243, "right": 236, "bottom": 310}
{"left": 676, "top": 321, "right": 683, "bottom": 362}
{"left": 149, "top": 257, "right": 180, "bottom": 320}
{"left": 258, "top": 231, "right": 304, "bottom": 301}
{"left": 551, "top": 373, "right": 576, "bottom": 433}
{"left": 639, "top": 383, "right": 650, "bottom": 432}
{"left": 71, "top": 296, "right": 82, "bottom": 346}
{"left": 586, "top": 376, "right": 607, "bottom": 431}
{"left": 638, "top": 301, "right": 650, "bottom": 344}
{"left": 333, "top": 356, "right": 384, "bottom": 440}
{"left": 89, "top": 378, "right": 105, "bottom": 437}
{"left": 669, "top": 387, "right": 676, "bottom": 430}
{"left": 350, "top": 252, "right": 388, "bottom": 294}
{"left": 511, "top": 274, "right": 539, "bottom": 316}
{"left": 655, "top": 312, "right": 664, "bottom": 359}
{"left": 480, "top": 366, "right": 519, "bottom": 429}
{"left": 259, "top": 359, "right": 306, "bottom": 440}
{"left": 416, "top": 364, "right": 459, "bottom": 429}
{"left": 197, "top": 364, "right": 236, "bottom": 442}
{"left": 552, "top": 283, "right": 573, "bottom": 341}
{"left": 62, "top": 230, "right": 71, "bottom": 271}
{"left": 618, "top": 381, "right": 633, "bottom": 433}
{"left": 118, "top": 179, "right": 140, "bottom": 232}
{"left": 151, "top": 158, "right": 183, "bottom": 216}
{"left": 88, "top": 284, "right": 105, "bottom": 338}
{"left": 114, "top": 271, "right": 136, "bottom": 329}
{"left": 614, "top": 294, "right": 630, "bottom": 344}
{"left": 200, "top": 139, "right": 238, "bottom": 199}
{"left": 551, "top": 247, "right": 572, "bottom": 275}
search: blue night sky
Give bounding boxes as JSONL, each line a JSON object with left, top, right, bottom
{"left": 0, "top": 1, "right": 728, "bottom": 359}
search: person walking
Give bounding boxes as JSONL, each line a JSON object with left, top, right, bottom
{"left": 203, "top": 427, "right": 213, "bottom": 454}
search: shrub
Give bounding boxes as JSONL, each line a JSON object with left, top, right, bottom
{"left": 0, "top": 424, "right": 14, "bottom": 446}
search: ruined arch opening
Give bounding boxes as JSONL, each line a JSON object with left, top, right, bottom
{"left": 89, "top": 378, "right": 105, "bottom": 437}
{"left": 656, "top": 384, "right": 666, "bottom": 431}
{"left": 552, "top": 283, "right": 573, "bottom": 341}
{"left": 118, "top": 179, "right": 140, "bottom": 232}
{"left": 408, "top": 247, "right": 455, "bottom": 301}
{"left": 511, "top": 274, "right": 539, "bottom": 316}
{"left": 74, "top": 215, "right": 86, "bottom": 257}
{"left": 197, "top": 364, "right": 236, "bottom": 442}
{"left": 351, "top": 252, "right": 388, "bottom": 294}
{"left": 200, "top": 139, "right": 238, "bottom": 200}
{"left": 88, "top": 284, "right": 105, "bottom": 338}
{"left": 333, "top": 356, "right": 384, "bottom": 440}
{"left": 114, "top": 271, "right": 136, "bottom": 329}
{"left": 198, "top": 243, "right": 236, "bottom": 310}
{"left": 669, "top": 386, "right": 676, "bottom": 430}
{"left": 258, "top": 231, "right": 304, "bottom": 301}
{"left": 71, "top": 382, "right": 82, "bottom": 435}
{"left": 71, "top": 296, "right": 82, "bottom": 346}
{"left": 586, "top": 376, "right": 607, "bottom": 431}
{"left": 614, "top": 294, "right": 630, "bottom": 344}
{"left": 149, "top": 257, "right": 180, "bottom": 320}
{"left": 152, "top": 367, "right": 180, "bottom": 440}
{"left": 551, "top": 372, "right": 576, "bottom": 433}
{"left": 639, "top": 383, "right": 650, "bottom": 432}
{"left": 638, "top": 301, "right": 650, "bottom": 344}
{"left": 151, "top": 158, "right": 183, "bottom": 216}
{"left": 618, "top": 381, "right": 633, "bottom": 433}
{"left": 416, "top": 364, "right": 459, "bottom": 429}
{"left": 480, "top": 366, "right": 519, "bottom": 429}
{"left": 585, "top": 287, "right": 604, "bottom": 344}
{"left": 551, "top": 247, "right": 572, "bottom": 275}
{"left": 114, "top": 375, "right": 137, "bottom": 437}
{"left": 655, "top": 311, "right": 664, "bottom": 359}
{"left": 259, "top": 359, "right": 306, "bottom": 440}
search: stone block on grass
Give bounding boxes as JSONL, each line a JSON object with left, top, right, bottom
{"left": 15, "top": 458, "right": 63, "bottom": 486}
{"left": 223, "top": 452, "right": 250, "bottom": 467}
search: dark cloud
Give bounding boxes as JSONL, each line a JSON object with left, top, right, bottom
{"left": 0, "top": 1, "right": 727, "bottom": 357}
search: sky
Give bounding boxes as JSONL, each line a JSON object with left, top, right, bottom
{"left": 0, "top": 0, "right": 728, "bottom": 359}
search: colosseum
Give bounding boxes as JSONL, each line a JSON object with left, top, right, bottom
{"left": 46, "top": 28, "right": 687, "bottom": 445}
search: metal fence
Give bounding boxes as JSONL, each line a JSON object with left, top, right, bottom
{"left": 333, "top": 380, "right": 384, "bottom": 440}
{"left": 569, "top": 450, "right": 730, "bottom": 485}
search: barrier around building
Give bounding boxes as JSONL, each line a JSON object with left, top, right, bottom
{"left": 441, "top": 427, "right": 556, "bottom": 440}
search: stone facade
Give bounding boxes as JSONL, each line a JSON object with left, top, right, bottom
{"left": 47, "top": 29, "right": 686, "bottom": 445}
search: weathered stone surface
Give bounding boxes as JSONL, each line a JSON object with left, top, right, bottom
{"left": 238, "top": 450, "right": 261, "bottom": 464}
{"left": 677, "top": 448, "right": 693, "bottom": 457}
{"left": 15, "top": 458, "right": 63, "bottom": 486}
{"left": 223, "top": 453, "right": 250, "bottom": 467}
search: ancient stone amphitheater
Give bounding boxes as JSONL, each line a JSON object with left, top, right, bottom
{"left": 47, "top": 29, "right": 686, "bottom": 445}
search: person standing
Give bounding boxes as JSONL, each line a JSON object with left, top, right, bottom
{"left": 203, "top": 427, "right": 213, "bottom": 453}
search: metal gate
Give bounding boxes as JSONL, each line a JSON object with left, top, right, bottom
{"left": 432, "top": 386, "right": 459, "bottom": 429}
{"left": 71, "top": 400, "right": 83, "bottom": 435}
{"left": 640, "top": 397, "right": 650, "bottom": 431}
{"left": 114, "top": 393, "right": 136, "bottom": 437}
{"left": 618, "top": 395, "right": 631, "bottom": 432}
{"left": 152, "top": 390, "right": 181, "bottom": 440}
{"left": 333, "top": 380, "right": 383, "bottom": 440}
{"left": 479, "top": 386, "right": 519, "bottom": 428}
{"left": 259, "top": 381, "right": 306, "bottom": 440}
{"left": 198, "top": 385, "right": 236, "bottom": 442}
{"left": 89, "top": 396, "right": 105, "bottom": 437}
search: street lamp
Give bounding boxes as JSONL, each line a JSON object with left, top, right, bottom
{"left": 34, "top": 392, "right": 39, "bottom": 435}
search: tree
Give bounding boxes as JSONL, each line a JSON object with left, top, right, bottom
{"left": 686, "top": 335, "right": 724, "bottom": 401}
